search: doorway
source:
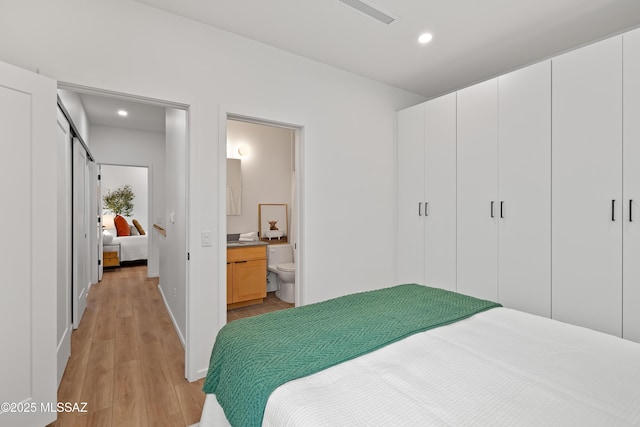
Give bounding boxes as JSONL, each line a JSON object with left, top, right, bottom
{"left": 57, "top": 83, "right": 191, "bottom": 377}
{"left": 222, "top": 113, "right": 304, "bottom": 323}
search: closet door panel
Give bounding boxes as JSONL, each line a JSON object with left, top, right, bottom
{"left": 457, "top": 79, "right": 498, "bottom": 301}
{"left": 424, "top": 93, "right": 457, "bottom": 291}
{"left": 623, "top": 28, "right": 640, "bottom": 342}
{"left": 552, "top": 36, "right": 623, "bottom": 336}
{"left": 498, "top": 61, "right": 551, "bottom": 317}
{"left": 397, "top": 104, "right": 426, "bottom": 284}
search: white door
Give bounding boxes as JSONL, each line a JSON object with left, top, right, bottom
{"left": 457, "top": 79, "right": 499, "bottom": 301}
{"left": 56, "top": 107, "right": 72, "bottom": 386}
{"left": 98, "top": 165, "right": 104, "bottom": 281}
{"left": 73, "top": 137, "right": 89, "bottom": 328}
{"left": 424, "top": 93, "right": 457, "bottom": 291}
{"left": 623, "top": 28, "right": 640, "bottom": 342}
{"left": 396, "top": 104, "right": 426, "bottom": 284}
{"left": 0, "top": 61, "right": 57, "bottom": 425}
{"left": 497, "top": 61, "right": 552, "bottom": 317}
{"left": 552, "top": 36, "right": 623, "bottom": 336}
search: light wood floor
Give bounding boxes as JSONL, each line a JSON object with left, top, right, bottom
{"left": 227, "top": 291, "right": 294, "bottom": 323}
{"left": 46, "top": 266, "right": 205, "bottom": 427}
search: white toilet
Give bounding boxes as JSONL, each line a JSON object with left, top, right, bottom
{"left": 267, "top": 244, "right": 295, "bottom": 304}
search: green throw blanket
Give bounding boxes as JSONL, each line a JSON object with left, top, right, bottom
{"left": 203, "top": 284, "right": 501, "bottom": 427}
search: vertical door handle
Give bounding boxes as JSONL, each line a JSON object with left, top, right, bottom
{"left": 425, "top": 202, "right": 429, "bottom": 217}
{"left": 418, "top": 202, "right": 422, "bottom": 216}
{"left": 612, "top": 200, "right": 616, "bottom": 222}
{"left": 630, "top": 200, "right": 633, "bottom": 222}
{"left": 490, "top": 201, "right": 495, "bottom": 218}
{"left": 500, "top": 201, "right": 504, "bottom": 219}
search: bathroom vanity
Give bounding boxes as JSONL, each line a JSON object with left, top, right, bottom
{"left": 227, "top": 243, "right": 267, "bottom": 309}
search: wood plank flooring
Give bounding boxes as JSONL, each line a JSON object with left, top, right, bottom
{"left": 47, "top": 266, "right": 205, "bottom": 427}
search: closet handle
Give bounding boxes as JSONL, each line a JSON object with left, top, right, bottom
{"left": 418, "top": 202, "right": 422, "bottom": 217}
{"left": 500, "top": 201, "right": 504, "bottom": 219}
{"left": 490, "top": 201, "right": 495, "bottom": 218}
{"left": 425, "top": 202, "right": 429, "bottom": 217}
{"left": 612, "top": 200, "right": 616, "bottom": 222}
{"left": 630, "top": 200, "right": 633, "bottom": 222}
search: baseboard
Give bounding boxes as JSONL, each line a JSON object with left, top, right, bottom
{"left": 157, "top": 283, "right": 186, "bottom": 348}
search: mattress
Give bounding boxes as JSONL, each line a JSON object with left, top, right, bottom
{"left": 200, "top": 307, "right": 640, "bottom": 426}
{"left": 111, "top": 235, "right": 148, "bottom": 261}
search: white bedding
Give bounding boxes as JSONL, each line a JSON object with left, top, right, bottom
{"left": 111, "top": 235, "right": 148, "bottom": 262}
{"left": 200, "top": 307, "right": 640, "bottom": 427}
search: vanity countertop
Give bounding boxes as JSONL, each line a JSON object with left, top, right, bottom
{"left": 227, "top": 240, "right": 269, "bottom": 248}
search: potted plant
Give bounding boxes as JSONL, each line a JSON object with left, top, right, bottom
{"left": 103, "top": 184, "right": 135, "bottom": 217}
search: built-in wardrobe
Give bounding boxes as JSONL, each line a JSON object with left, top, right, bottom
{"left": 396, "top": 27, "right": 640, "bottom": 342}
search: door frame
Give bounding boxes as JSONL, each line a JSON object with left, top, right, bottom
{"left": 218, "top": 110, "right": 306, "bottom": 328}
{"left": 57, "top": 82, "right": 193, "bottom": 375}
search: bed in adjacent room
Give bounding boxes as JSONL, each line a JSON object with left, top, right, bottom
{"left": 111, "top": 234, "right": 148, "bottom": 262}
{"left": 199, "top": 284, "right": 640, "bottom": 427}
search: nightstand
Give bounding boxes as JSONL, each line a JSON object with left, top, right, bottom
{"left": 103, "top": 243, "right": 121, "bottom": 268}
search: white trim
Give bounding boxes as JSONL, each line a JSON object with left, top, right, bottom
{"left": 158, "top": 283, "right": 186, "bottom": 348}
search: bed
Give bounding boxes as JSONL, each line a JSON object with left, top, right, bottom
{"left": 111, "top": 234, "right": 148, "bottom": 262}
{"left": 199, "top": 284, "right": 640, "bottom": 427}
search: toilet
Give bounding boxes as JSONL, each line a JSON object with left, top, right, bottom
{"left": 267, "top": 244, "right": 295, "bottom": 303}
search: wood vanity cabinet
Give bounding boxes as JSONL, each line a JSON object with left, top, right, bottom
{"left": 227, "top": 245, "right": 267, "bottom": 309}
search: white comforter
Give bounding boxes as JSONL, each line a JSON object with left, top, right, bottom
{"left": 200, "top": 307, "right": 640, "bottom": 426}
{"left": 111, "top": 235, "right": 148, "bottom": 261}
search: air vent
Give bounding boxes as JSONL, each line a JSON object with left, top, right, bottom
{"left": 337, "top": 0, "right": 396, "bottom": 25}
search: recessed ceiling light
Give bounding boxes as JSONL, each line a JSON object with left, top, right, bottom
{"left": 117, "top": 110, "right": 128, "bottom": 117}
{"left": 418, "top": 33, "right": 433, "bottom": 44}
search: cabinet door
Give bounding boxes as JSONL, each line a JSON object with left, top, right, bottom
{"left": 397, "top": 104, "right": 426, "bottom": 284}
{"left": 226, "top": 262, "right": 233, "bottom": 304}
{"left": 552, "top": 36, "right": 623, "bottom": 336}
{"left": 623, "top": 28, "right": 640, "bottom": 342}
{"left": 457, "top": 79, "right": 499, "bottom": 301}
{"left": 498, "top": 61, "right": 551, "bottom": 317}
{"left": 424, "top": 93, "right": 457, "bottom": 291}
{"left": 232, "top": 259, "right": 267, "bottom": 302}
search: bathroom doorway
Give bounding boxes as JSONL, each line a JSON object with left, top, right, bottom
{"left": 223, "top": 114, "right": 304, "bottom": 323}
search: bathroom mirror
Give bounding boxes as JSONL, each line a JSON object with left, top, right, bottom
{"left": 227, "top": 158, "right": 242, "bottom": 215}
{"left": 259, "top": 203, "right": 288, "bottom": 242}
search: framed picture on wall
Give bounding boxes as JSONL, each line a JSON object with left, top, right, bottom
{"left": 259, "top": 204, "right": 288, "bottom": 243}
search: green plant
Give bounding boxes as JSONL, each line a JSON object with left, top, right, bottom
{"left": 103, "top": 185, "right": 135, "bottom": 216}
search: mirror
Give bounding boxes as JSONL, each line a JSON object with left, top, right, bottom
{"left": 227, "top": 159, "right": 242, "bottom": 215}
{"left": 259, "top": 204, "right": 288, "bottom": 242}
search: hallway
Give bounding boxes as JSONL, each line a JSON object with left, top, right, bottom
{"left": 47, "top": 266, "right": 205, "bottom": 427}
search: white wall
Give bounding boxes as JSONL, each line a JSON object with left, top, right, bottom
{"left": 160, "top": 108, "right": 188, "bottom": 344}
{"left": 57, "top": 89, "right": 90, "bottom": 143}
{"left": 90, "top": 124, "right": 165, "bottom": 278}
{"left": 0, "top": 0, "right": 424, "bottom": 380}
{"left": 101, "top": 164, "right": 149, "bottom": 232}
{"left": 227, "top": 120, "right": 293, "bottom": 235}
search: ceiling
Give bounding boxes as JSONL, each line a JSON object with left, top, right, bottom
{"left": 78, "top": 92, "right": 166, "bottom": 133}
{"left": 133, "top": 0, "right": 640, "bottom": 99}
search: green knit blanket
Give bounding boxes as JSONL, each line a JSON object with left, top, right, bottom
{"left": 203, "top": 284, "right": 501, "bottom": 427}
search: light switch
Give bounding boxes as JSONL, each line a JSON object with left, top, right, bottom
{"left": 201, "top": 231, "right": 213, "bottom": 247}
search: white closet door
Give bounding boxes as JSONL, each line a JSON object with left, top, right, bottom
{"left": 73, "top": 138, "right": 89, "bottom": 328}
{"left": 623, "top": 28, "right": 640, "bottom": 342}
{"left": 397, "top": 104, "right": 426, "bottom": 284}
{"left": 424, "top": 93, "right": 457, "bottom": 291}
{"left": 552, "top": 36, "right": 623, "bottom": 336}
{"left": 0, "top": 60, "right": 57, "bottom": 426}
{"left": 457, "top": 79, "right": 498, "bottom": 301}
{"left": 56, "top": 107, "right": 72, "bottom": 386}
{"left": 498, "top": 61, "right": 551, "bottom": 317}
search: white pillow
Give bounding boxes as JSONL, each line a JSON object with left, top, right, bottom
{"left": 129, "top": 225, "right": 140, "bottom": 235}
{"left": 103, "top": 230, "right": 114, "bottom": 244}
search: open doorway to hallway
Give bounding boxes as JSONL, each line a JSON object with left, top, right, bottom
{"left": 56, "top": 84, "right": 191, "bottom": 386}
